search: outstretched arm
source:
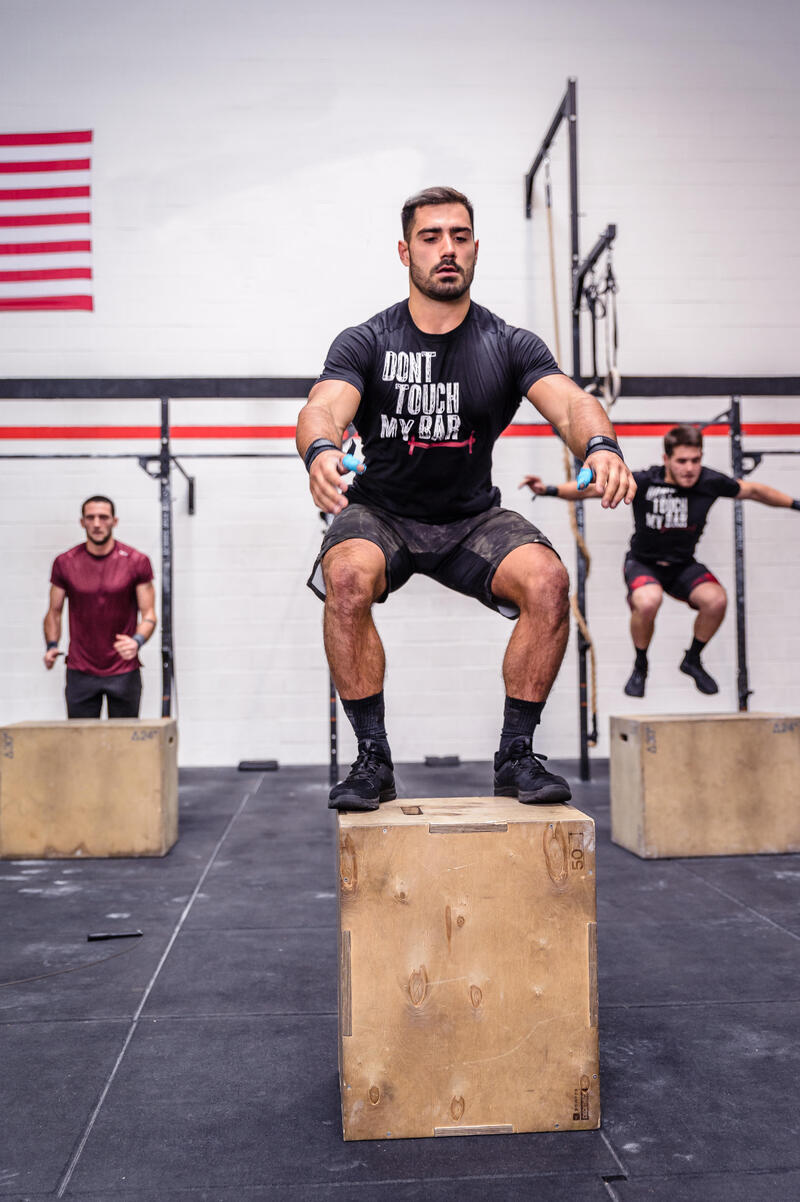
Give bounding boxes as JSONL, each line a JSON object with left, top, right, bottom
{"left": 736, "top": 479, "right": 800, "bottom": 509}
{"left": 519, "top": 474, "right": 605, "bottom": 501}
{"left": 296, "top": 379, "right": 363, "bottom": 515}
{"left": 527, "top": 374, "right": 636, "bottom": 508}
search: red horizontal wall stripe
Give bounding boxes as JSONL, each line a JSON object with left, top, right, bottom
{"left": 509, "top": 423, "right": 800, "bottom": 437}
{"left": 616, "top": 423, "right": 800, "bottom": 437}
{"left": 0, "top": 186, "right": 90, "bottom": 201}
{"left": 0, "top": 239, "right": 91, "bottom": 254}
{"left": 736, "top": 423, "right": 800, "bottom": 436}
{"left": 170, "top": 425, "right": 299, "bottom": 439}
{"left": 0, "top": 267, "right": 92, "bottom": 282}
{"left": 616, "top": 423, "right": 728, "bottom": 437}
{"left": 0, "top": 423, "right": 798, "bottom": 441}
{"left": 0, "top": 158, "right": 91, "bottom": 175}
{"left": 505, "top": 423, "right": 734, "bottom": 437}
{"left": 0, "top": 425, "right": 298, "bottom": 439}
{"left": 501, "top": 425, "right": 553, "bottom": 436}
{"left": 0, "top": 212, "right": 90, "bottom": 228}
{"left": 0, "top": 295, "right": 93, "bottom": 311}
{"left": 0, "top": 131, "right": 92, "bottom": 147}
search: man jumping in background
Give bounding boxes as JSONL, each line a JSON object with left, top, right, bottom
{"left": 296, "top": 185, "right": 636, "bottom": 811}
{"left": 44, "top": 496, "right": 157, "bottom": 717}
{"left": 523, "top": 424, "right": 800, "bottom": 698}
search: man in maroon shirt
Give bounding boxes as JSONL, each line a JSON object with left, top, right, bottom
{"left": 43, "top": 496, "right": 157, "bottom": 718}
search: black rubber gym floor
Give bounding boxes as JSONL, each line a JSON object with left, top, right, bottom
{"left": 2, "top": 760, "right": 799, "bottom": 1201}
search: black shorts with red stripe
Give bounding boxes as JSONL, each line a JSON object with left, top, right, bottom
{"left": 623, "top": 554, "right": 721, "bottom": 605}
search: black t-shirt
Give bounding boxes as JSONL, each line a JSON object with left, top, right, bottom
{"left": 629, "top": 464, "right": 741, "bottom": 564}
{"left": 316, "top": 299, "right": 561, "bottom": 522}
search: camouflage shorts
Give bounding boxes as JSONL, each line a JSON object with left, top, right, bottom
{"left": 308, "top": 501, "right": 559, "bottom": 619}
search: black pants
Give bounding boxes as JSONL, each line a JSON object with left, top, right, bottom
{"left": 65, "top": 668, "right": 142, "bottom": 718}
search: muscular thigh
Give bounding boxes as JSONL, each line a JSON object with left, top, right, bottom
{"left": 309, "top": 503, "right": 411, "bottom": 603}
{"left": 429, "top": 506, "right": 559, "bottom": 619}
{"left": 624, "top": 557, "right": 669, "bottom": 611}
{"left": 628, "top": 582, "right": 663, "bottom": 614}
{"left": 491, "top": 541, "right": 567, "bottom": 609}
{"left": 687, "top": 579, "right": 726, "bottom": 612}
{"left": 671, "top": 561, "right": 722, "bottom": 606}
{"left": 322, "top": 538, "right": 388, "bottom": 601}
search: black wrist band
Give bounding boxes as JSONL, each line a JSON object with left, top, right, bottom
{"left": 584, "top": 434, "right": 624, "bottom": 462}
{"left": 792, "top": 499, "right": 800, "bottom": 511}
{"left": 545, "top": 485, "right": 559, "bottom": 497}
{"left": 303, "top": 438, "right": 340, "bottom": 472}
{"left": 46, "top": 640, "right": 58, "bottom": 649}
{"left": 133, "top": 634, "right": 146, "bottom": 649}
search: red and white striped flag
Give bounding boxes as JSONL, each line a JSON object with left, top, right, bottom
{"left": 0, "top": 129, "right": 93, "bottom": 312}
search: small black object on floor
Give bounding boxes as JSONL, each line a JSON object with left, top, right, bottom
{"left": 1, "top": 760, "right": 799, "bottom": 1200}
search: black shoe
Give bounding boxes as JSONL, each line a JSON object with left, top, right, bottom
{"left": 493, "top": 737, "right": 572, "bottom": 805}
{"left": 624, "top": 665, "right": 647, "bottom": 698}
{"left": 679, "top": 653, "right": 719, "bottom": 695}
{"left": 328, "top": 739, "right": 396, "bottom": 811}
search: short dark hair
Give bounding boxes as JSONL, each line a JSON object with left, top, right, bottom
{"left": 664, "top": 425, "right": 703, "bottom": 456}
{"left": 401, "top": 186, "right": 474, "bottom": 241}
{"left": 81, "top": 495, "right": 116, "bottom": 516}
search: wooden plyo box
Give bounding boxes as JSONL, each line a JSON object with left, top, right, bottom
{"left": 0, "top": 719, "right": 178, "bottom": 859}
{"left": 337, "top": 796, "right": 599, "bottom": 1141}
{"left": 610, "top": 713, "right": 800, "bottom": 859}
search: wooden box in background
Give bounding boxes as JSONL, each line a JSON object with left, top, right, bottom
{"left": 337, "top": 796, "right": 599, "bottom": 1141}
{"left": 610, "top": 713, "right": 800, "bottom": 859}
{"left": 0, "top": 719, "right": 178, "bottom": 858}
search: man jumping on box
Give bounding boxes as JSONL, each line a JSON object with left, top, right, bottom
{"left": 296, "top": 185, "right": 636, "bottom": 811}
{"left": 43, "top": 495, "right": 157, "bottom": 718}
{"left": 522, "top": 424, "right": 800, "bottom": 698}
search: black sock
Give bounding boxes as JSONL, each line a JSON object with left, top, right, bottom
{"left": 341, "top": 692, "right": 389, "bottom": 751}
{"left": 687, "top": 637, "right": 706, "bottom": 663}
{"left": 634, "top": 648, "right": 648, "bottom": 673}
{"left": 499, "top": 697, "right": 545, "bottom": 753}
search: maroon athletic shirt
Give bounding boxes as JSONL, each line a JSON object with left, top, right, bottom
{"left": 50, "top": 540, "right": 154, "bottom": 676}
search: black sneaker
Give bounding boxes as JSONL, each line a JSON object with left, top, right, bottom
{"left": 624, "top": 665, "right": 647, "bottom": 698}
{"left": 493, "top": 737, "right": 572, "bottom": 805}
{"left": 679, "top": 653, "right": 718, "bottom": 695}
{"left": 328, "top": 739, "right": 397, "bottom": 811}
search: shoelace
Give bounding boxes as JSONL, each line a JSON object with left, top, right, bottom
{"left": 502, "top": 738, "right": 549, "bottom": 766}
{"left": 346, "top": 744, "right": 388, "bottom": 780}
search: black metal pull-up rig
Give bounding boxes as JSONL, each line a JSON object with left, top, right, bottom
{"left": 525, "top": 77, "right": 619, "bottom": 781}
{"left": 524, "top": 80, "right": 800, "bottom": 778}
{"left": 0, "top": 384, "right": 301, "bottom": 734}
{"left": 1, "top": 390, "right": 798, "bottom": 774}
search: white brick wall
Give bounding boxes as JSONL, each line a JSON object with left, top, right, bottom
{"left": 2, "top": 399, "right": 797, "bottom": 765}
{"left": 1, "top": 0, "right": 799, "bottom": 765}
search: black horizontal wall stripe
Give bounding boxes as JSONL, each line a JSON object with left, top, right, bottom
{"left": 0, "top": 376, "right": 797, "bottom": 400}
